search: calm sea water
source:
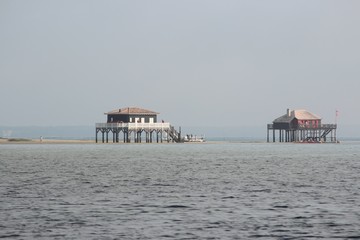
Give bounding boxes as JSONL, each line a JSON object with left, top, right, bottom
{"left": 1, "top": 141, "right": 360, "bottom": 239}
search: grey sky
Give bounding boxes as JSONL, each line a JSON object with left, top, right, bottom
{"left": 1, "top": 0, "right": 359, "bottom": 128}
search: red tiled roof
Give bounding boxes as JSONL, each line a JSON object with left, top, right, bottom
{"left": 273, "top": 109, "right": 321, "bottom": 123}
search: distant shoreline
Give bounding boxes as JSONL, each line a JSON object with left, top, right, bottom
{"left": 0, "top": 138, "right": 95, "bottom": 144}
{"left": 1, "top": 138, "right": 358, "bottom": 145}
{"left": 0, "top": 138, "right": 247, "bottom": 145}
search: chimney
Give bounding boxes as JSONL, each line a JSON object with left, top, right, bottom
{"left": 287, "top": 108, "right": 291, "bottom": 117}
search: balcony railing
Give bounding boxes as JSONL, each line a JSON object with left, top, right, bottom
{"left": 298, "top": 124, "right": 337, "bottom": 130}
{"left": 267, "top": 123, "right": 336, "bottom": 130}
{"left": 96, "top": 122, "right": 171, "bottom": 130}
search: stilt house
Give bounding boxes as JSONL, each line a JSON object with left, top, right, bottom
{"left": 96, "top": 107, "right": 181, "bottom": 143}
{"left": 267, "top": 109, "right": 337, "bottom": 143}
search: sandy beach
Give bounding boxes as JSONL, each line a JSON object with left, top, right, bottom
{"left": 0, "top": 138, "right": 94, "bottom": 144}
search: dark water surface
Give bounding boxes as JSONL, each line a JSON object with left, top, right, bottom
{"left": 1, "top": 142, "right": 360, "bottom": 239}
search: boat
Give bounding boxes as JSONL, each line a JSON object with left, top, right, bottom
{"left": 298, "top": 137, "right": 322, "bottom": 143}
{"left": 183, "top": 134, "right": 205, "bottom": 143}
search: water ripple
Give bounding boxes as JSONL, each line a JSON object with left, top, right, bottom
{"left": 1, "top": 142, "right": 360, "bottom": 239}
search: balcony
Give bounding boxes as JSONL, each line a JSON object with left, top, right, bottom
{"left": 95, "top": 122, "right": 171, "bottom": 130}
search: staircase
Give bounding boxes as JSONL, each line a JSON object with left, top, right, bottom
{"left": 302, "top": 125, "right": 336, "bottom": 142}
{"left": 167, "top": 126, "right": 182, "bottom": 143}
{"left": 320, "top": 128, "right": 332, "bottom": 139}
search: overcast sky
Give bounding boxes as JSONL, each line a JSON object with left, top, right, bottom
{"left": 1, "top": 0, "right": 359, "bottom": 128}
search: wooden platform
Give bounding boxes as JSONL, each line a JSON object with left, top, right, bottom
{"left": 95, "top": 122, "right": 181, "bottom": 143}
{"left": 267, "top": 124, "right": 337, "bottom": 143}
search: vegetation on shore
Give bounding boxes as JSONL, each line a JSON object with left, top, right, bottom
{"left": 7, "top": 138, "right": 32, "bottom": 142}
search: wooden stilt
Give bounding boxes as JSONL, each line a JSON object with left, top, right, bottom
{"left": 95, "top": 122, "right": 183, "bottom": 144}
